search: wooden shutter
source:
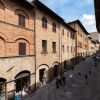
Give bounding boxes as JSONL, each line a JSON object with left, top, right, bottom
{"left": 19, "top": 43, "right": 26, "bottom": 55}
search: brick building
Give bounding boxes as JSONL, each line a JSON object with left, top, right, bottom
{"left": 69, "top": 20, "right": 89, "bottom": 63}
{"left": 0, "top": 0, "right": 35, "bottom": 99}
{"left": 33, "top": 0, "right": 76, "bottom": 88}
{"left": 0, "top": 0, "right": 99, "bottom": 99}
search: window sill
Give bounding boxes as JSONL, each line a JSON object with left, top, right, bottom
{"left": 52, "top": 51, "right": 57, "bottom": 53}
{"left": 41, "top": 52, "right": 48, "bottom": 54}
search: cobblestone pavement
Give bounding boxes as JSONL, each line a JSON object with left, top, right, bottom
{"left": 24, "top": 57, "right": 100, "bottom": 100}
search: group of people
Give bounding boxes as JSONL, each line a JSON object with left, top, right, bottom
{"left": 56, "top": 72, "right": 73, "bottom": 89}
{"left": 56, "top": 74, "right": 66, "bottom": 89}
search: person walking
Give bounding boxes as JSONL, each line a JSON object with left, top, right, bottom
{"left": 56, "top": 76, "right": 60, "bottom": 89}
{"left": 62, "top": 73, "right": 66, "bottom": 85}
{"left": 69, "top": 73, "right": 73, "bottom": 85}
{"left": 85, "top": 74, "right": 88, "bottom": 84}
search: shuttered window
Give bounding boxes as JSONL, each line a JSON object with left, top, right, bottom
{"left": 19, "top": 14, "right": 25, "bottom": 27}
{"left": 52, "top": 23, "right": 56, "bottom": 32}
{"left": 42, "top": 40, "right": 47, "bottom": 53}
{"left": 52, "top": 42, "right": 56, "bottom": 53}
{"left": 19, "top": 42, "right": 26, "bottom": 55}
{"left": 42, "top": 17, "right": 47, "bottom": 29}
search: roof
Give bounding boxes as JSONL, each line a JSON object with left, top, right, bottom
{"left": 33, "top": 0, "right": 76, "bottom": 32}
{"left": 63, "top": 22, "right": 76, "bottom": 32}
{"left": 94, "top": 0, "right": 100, "bottom": 32}
{"left": 68, "top": 20, "right": 89, "bottom": 35}
{"left": 11, "top": 0, "right": 34, "bottom": 8}
{"left": 33, "top": 0, "right": 64, "bottom": 22}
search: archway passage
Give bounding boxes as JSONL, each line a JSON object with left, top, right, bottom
{"left": 0, "top": 78, "right": 6, "bottom": 99}
{"left": 54, "top": 65, "right": 59, "bottom": 78}
{"left": 15, "top": 71, "right": 30, "bottom": 92}
{"left": 64, "top": 61, "right": 67, "bottom": 70}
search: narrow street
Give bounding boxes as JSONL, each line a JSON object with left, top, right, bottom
{"left": 24, "top": 56, "right": 100, "bottom": 100}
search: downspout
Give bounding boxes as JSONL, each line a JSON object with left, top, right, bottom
{"left": 59, "top": 24, "right": 61, "bottom": 75}
{"left": 75, "top": 24, "right": 77, "bottom": 64}
{"left": 33, "top": 6, "right": 37, "bottom": 91}
{"left": 61, "top": 25, "right": 63, "bottom": 75}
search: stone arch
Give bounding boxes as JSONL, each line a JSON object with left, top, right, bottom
{"left": 13, "top": 35, "right": 31, "bottom": 44}
{"left": 15, "top": 9, "right": 29, "bottom": 19}
{"left": 0, "top": 73, "right": 6, "bottom": 82}
{"left": 15, "top": 70, "right": 30, "bottom": 92}
{"left": 52, "top": 62, "right": 59, "bottom": 78}
{"left": 14, "top": 37, "right": 30, "bottom": 55}
{"left": 36, "top": 64, "right": 49, "bottom": 84}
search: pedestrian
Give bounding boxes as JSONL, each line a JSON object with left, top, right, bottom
{"left": 88, "top": 71, "right": 92, "bottom": 75}
{"left": 78, "top": 71, "right": 81, "bottom": 76}
{"left": 69, "top": 73, "right": 73, "bottom": 84}
{"left": 56, "top": 76, "right": 60, "bottom": 89}
{"left": 84, "top": 74, "right": 88, "bottom": 84}
{"left": 62, "top": 74, "right": 66, "bottom": 85}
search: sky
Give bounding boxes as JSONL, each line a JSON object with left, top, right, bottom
{"left": 28, "top": 0, "right": 97, "bottom": 33}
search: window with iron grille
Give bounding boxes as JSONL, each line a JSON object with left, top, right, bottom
{"left": 42, "top": 17, "right": 47, "bottom": 29}
{"left": 19, "top": 42, "right": 26, "bottom": 55}
{"left": 52, "top": 22, "right": 56, "bottom": 32}
{"left": 18, "top": 14, "right": 25, "bottom": 27}
{"left": 42, "top": 40, "right": 47, "bottom": 53}
{"left": 52, "top": 42, "right": 56, "bottom": 53}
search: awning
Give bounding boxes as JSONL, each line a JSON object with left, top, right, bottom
{"left": 15, "top": 73, "right": 30, "bottom": 79}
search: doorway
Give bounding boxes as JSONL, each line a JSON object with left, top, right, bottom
{"left": 54, "top": 65, "right": 59, "bottom": 78}
{"left": 39, "top": 68, "right": 46, "bottom": 83}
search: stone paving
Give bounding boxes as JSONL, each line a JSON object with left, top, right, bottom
{"left": 24, "top": 57, "right": 100, "bottom": 100}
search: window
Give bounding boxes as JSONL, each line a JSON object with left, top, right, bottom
{"left": 52, "top": 22, "right": 56, "bottom": 32}
{"left": 42, "top": 40, "right": 47, "bottom": 53}
{"left": 52, "top": 42, "right": 56, "bottom": 53}
{"left": 71, "top": 32, "right": 75, "bottom": 39}
{"left": 71, "top": 46, "right": 73, "bottom": 52}
{"left": 67, "top": 46, "right": 69, "bottom": 52}
{"left": 62, "top": 29, "right": 64, "bottom": 35}
{"left": 19, "top": 42, "right": 26, "bottom": 55}
{"left": 42, "top": 17, "right": 47, "bottom": 29}
{"left": 62, "top": 45, "right": 64, "bottom": 52}
{"left": 67, "top": 32, "right": 69, "bottom": 37}
{"left": 18, "top": 14, "right": 25, "bottom": 27}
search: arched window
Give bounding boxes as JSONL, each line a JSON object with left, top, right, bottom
{"left": 42, "top": 17, "right": 47, "bottom": 29}
{"left": 15, "top": 9, "right": 29, "bottom": 27}
{"left": 52, "top": 22, "right": 56, "bottom": 32}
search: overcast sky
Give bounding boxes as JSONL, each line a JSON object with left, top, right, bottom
{"left": 28, "top": 0, "right": 97, "bottom": 33}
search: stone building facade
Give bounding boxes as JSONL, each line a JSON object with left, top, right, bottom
{"left": 0, "top": 0, "right": 99, "bottom": 99}
{"left": 33, "top": 0, "right": 76, "bottom": 88}
{"left": 69, "top": 20, "right": 89, "bottom": 63}
{"left": 60, "top": 24, "right": 76, "bottom": 71}
{"left": 0, "top": 0, "right": 35, "bottom": 99}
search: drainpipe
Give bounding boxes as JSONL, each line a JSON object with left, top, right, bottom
{"left": 58, "top": 24, "right": 60, "bottom": 75}
{"left": 33, "top": 6, "right": 37, "bottom": 91}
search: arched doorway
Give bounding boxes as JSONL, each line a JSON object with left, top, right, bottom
{"left": 64, "top": 61, "right": 67, "bottom": 70}
{"left": 0, "top": 78, "right": 6, "bottom": 100}
{"left": 36, "top": 64, "right": 49, "bottom": 87}
{"left": 15, "top": 71, "right": 30, "bottom": 93}
{"left": 54, "top": 65, "right": 59, "bottom": 78}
